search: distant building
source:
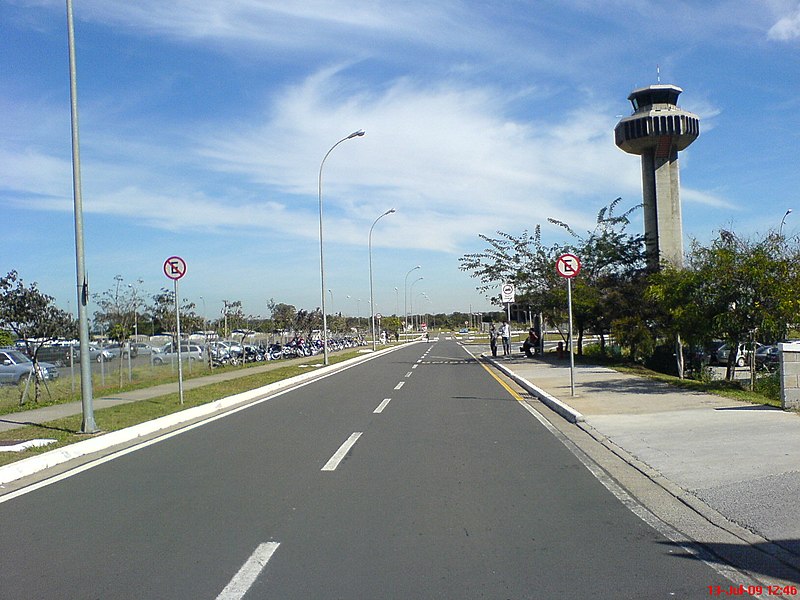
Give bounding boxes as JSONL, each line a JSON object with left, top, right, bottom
{"left": 614, "top": 84, "right": 699, "bottom": 270}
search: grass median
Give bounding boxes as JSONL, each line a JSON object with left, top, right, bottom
{"left": 0, "top": 350, "right": 362, "bottom": 468}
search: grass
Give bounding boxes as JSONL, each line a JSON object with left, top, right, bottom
{"left": 0, "top": 359, "right": 223, "bottom": 415}
{"left": 0, "top": 350, "right": 362, "bottom": 468}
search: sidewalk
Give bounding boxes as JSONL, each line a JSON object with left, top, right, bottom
{"left": 487, "top": 350, "right": 800, "bottom": 564}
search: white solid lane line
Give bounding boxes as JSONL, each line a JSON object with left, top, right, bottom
{"left": 216, "top": 541, "right": 280, "bottom": 600}
{"left": 394, "top": 381, "right": 405, "bottom": 390}
{"left": 374, "top": 398, "right": 392, "bottom": 413}
{"left": 321, "top": 432, "right": 363, "bottom": 471}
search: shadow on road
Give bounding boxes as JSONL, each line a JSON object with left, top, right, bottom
{"left": 658, "top": 539, "right": 800, "bottom": 584}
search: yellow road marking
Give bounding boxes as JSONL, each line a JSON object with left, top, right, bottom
{"left": 477, "top": 359, "right": 525, "bottom": 402}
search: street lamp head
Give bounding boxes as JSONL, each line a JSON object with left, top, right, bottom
{"left": 348, "top": 129, "right": 366, "bottom": 139}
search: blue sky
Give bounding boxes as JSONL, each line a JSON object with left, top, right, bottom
{"left": 3, "top": 1, "right": 800, "bottom": 321}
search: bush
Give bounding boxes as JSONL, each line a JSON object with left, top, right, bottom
{"left": 754, "top": 371, "right": 780, "bottom": 402}
{"left": 582, "top": 343, "right": 622, "bottom": 360}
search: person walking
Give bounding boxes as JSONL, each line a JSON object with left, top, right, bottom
{"left": 500, "top": 321, "right": 511, "bottom": 356}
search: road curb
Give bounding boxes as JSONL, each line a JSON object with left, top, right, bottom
{"left": 485, "top": 355, "right": 585, "bottom": 423}
{"left": 0, "top": 343, "right": 414, "bottom": 487}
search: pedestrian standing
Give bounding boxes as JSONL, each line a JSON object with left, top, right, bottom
{"left": 500, "top": 321, "right": 511, "bottom": 356}
{"left": 489, "top": 324, "right": 498, "bottom": 357}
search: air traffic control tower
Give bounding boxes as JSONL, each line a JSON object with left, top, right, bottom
{"left": 614, "top": 84, "right": 699, "bottom": 270}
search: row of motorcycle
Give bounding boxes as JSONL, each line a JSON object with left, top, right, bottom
{"left": 209, "top": 336, "right": 366, "bottom": 367}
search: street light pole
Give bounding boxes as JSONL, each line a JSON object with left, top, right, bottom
{"left": 369, "top": 208, "right": 396, "bottom": 351}
{"left": 404, "top": 265, "right": 421, "bottom": 335}
{"left": 780, "top": 208, "right": 793, "bottom": 237}
{"left": 410, "top": 277, "right": 423, "bottom": 333}
{"left": 67, "top": 0, "right": 96, "bottom": 434}
{"left": 319, "top": 129, "right": 365, "bottom": 366}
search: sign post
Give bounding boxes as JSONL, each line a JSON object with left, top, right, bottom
{"left": 556, "top": 253, "right": 581, "bottom": 396}
{"left": 501, "top": 282, "right": 515, "bottom": 322}
{"left": 164, "top": 256, "right": 187, "bottom": 405}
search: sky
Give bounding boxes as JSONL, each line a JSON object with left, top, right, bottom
{"left": 3, "top": 1, "right": 800, "bottom": 323}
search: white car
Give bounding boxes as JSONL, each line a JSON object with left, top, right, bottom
{"left": 716, "top": 342, "right": 762, "bottom": 367}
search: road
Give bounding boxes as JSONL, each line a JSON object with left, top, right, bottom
{"left": 0, "top": 339, "right": 730, "bottom": 598}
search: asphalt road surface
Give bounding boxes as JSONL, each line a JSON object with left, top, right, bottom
{"left": 0, "top": 339, "right": 729, "bottom": 599}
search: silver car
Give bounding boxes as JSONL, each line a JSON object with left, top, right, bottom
{"left": 0, "top": 350, "right": 59, "bottom": 384}
{"left": 152, "top": 344, "right": 204, "bottom": 365}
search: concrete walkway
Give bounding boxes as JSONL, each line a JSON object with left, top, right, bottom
{"left": 487, "top": 350, "right": 800, "bottom": 565}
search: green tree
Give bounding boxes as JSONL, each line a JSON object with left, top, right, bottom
{"left": 460, "top": 198, "right": 646, "bottom": 354}
{"left": 149, "top": 288, "right": 198, "bottom": 340}
{"left": 0, "top": 271, "right": 76, "bottom": 403}
{"left": 379, "top": 315, "right": 402, "bottom": 340}
{"left": 648, "top": 230, "right": 800, "bottom": 380}
{"left": 268, "top": 300, "right": 297, "bottom": 335}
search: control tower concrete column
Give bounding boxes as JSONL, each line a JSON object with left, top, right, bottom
{"left": 614, "top": 85, "right": 699, "bottom": 270}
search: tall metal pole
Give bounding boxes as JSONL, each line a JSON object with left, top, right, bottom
{"left": 403, "top": 265, "right": 420, "bottom": 336}
{"left": 318, "top": 129, "right": 365, "bottom": 366}
{"left": 780, "top": 208, "right": 793, "bottom": 237}
{"left": 174, "top": 279, "right": 184, "bottom": 405}
{"left": 410, "top": 277, "right": 423, "bottom": 333}
{"left": 567, "top": 277, "right": 575, "bottom": 397}
{"left": 369, "top": 209, "right": 395, "bottom": 351}
{"left": 67, "top": 0, "right": 96, "bottom": 433}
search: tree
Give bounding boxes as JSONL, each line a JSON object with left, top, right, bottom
{"left": 0, "top": 271, "right": 76, "bottom": 403}
{"left": 221, "top": 299, "right": 245, "bottom": 336}
{"left": 460, "top": 198, "right": 646, "bottom": 354}
{"left": 294, "top": 308, "right": 322, "bottom": 337}
{"left": 378, "top": 315, "right": 402, "bottom": 341}
{"left": 648, "top": 230, "right": 800, "bottom": 380}
{"left": 268, "top": 300, "right": 297, "bottom": 335}
{"left": 149, "top": 288, "right": 198, "bottom": 340}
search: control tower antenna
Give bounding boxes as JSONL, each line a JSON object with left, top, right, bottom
{"left": 614, "top": 84, "right": 700, "bottom": 270}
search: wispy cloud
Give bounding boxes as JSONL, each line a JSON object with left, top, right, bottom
{"left": 197, "top": 69, "right": 642, "bottom": 246}
{"left": 768, "top": 5, "right": 800, "bottom": 40}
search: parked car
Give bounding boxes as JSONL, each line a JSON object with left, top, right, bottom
{"left": 704, "top": 341, "right": 726, "bottom": 365}
{"left": 14, "top": 343, "right": 70, "bottom": 367}
{"left": 131, "top": 342, "right": 155, "bottom": 355}
{"left": 152, "top": 344, "right": 204, "bottom": 365}
{"left": 755, "top": 345, "right": 780, "bottom": 371}
{"left": 716, "top": 342, "right": 762, "bottom": 367}
{"left": 0, "top": 349, "right": 59, "bottom": 384}
{"left": 73, "top": 345, "right": 114, "bottom": 363}
{"left": 105, "top": 343, "right": 138, "bottom": 359}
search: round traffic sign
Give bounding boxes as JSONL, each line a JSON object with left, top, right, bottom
{"left": 164, "top": 256, "right": 187, "bottom": 280}
{"left": 501, "top": 282, "right": 515, "bottom": 303}
{"left": 556, "top": 253, "right": 581, "bottom": 279}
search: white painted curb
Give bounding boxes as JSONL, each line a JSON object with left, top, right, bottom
{"left": 0, "top": 344, "right": 414, "bottom": 487}
{"left": 486, "top": 356, "right": 585, "bottom": 423}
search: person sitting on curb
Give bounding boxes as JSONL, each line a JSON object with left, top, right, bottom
{"left": 522, "top": 328, "right": 539, "bottom": 358}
